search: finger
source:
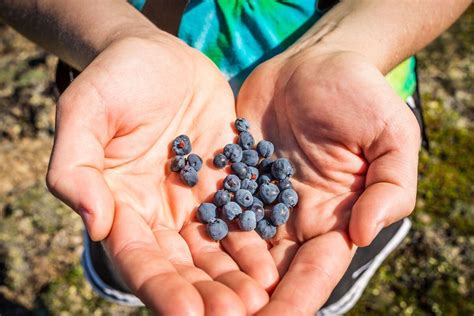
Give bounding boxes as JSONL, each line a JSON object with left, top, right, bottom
{"left": 153, "top": 228, "right": 213, "bottom": 283}
{"left": 181, "top": 222, "right": 240, "bottom": 276}
{"left": 173, "top": 266, "right": 247, "bottom": 316}
{"left": 291, "top": 187, "right": 357, "bottom": 241}
{"left": 259, "top": 231, "right": 356, "bottom": 316}
{"left": 152, "top": 229, "right": 247, "bottom": 315}
{"left": 152, "top": 228, "right": 195, "bottom": 265}
{"left": 216, "top": 271, "right": 270, "bottom": 315}
{"left": 173, "top": 264, "right": 211, "bottom": 283}
{"left": 104, "top": 206, "right": 204, "bottom": 315}
{"left": 269, "top": 239, "right": 299, "bottom": 277}
{"left": 181, "top": 222, "right": 269, "bottom": 313}
{"left": 221, "top": 229, "right": 280, "bottom": 290}
{"left": 47, "top": 83, "right": 114, "bottom": 241}
{"left": 350, "top": 183, "right": 414, "bottom": 246}
{"left": 350, "top": 115, "right": 420, "bottom": 246}
{"left": 257, "top": 301, "right": 305, "bottom": 316}
{"left": 194, "top": 281, "right": 247, "bottom": 316}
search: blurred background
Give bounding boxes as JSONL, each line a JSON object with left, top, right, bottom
{"left": 0, "top": 7, "right": 472, "bottom": 316}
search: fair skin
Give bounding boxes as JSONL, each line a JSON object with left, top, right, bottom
{"left": 237, "top": 2, "right": 470, "bottom": 313}
{"left": 0, "top": 0, "right": 470, "bottom": 314}
{"left": 49, "top": 37, "right": 277, "bottom": 315}
{"left": 237, "top": 49, "right": 421, "bottom": 315}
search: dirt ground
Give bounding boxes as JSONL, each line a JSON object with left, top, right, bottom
{"left": 0, "top": 7, "right": 472, "bottom": 316}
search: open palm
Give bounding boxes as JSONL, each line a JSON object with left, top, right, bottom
{"left": 46, "top": 36, "right": 278, "bottom": 315}
{"left": 237, "top": 51, "right": 420, "bottom": 315}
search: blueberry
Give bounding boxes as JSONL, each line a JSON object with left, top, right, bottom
{"left": 171, "top": 155, "right": 186, "bottom": 172}
{"left": 279, "top": 189, "right": 299, "bottom": 208}
{"left": 223, "top": 174, "right": 241, "bottom": 192}
{"left": 256, "top": 140, "right": 274, "bottom": 158}
{"left": 197, "top": 203, "right": 217, "bottom": 223}
{"left": 238, "top": 211, "right": 257, "bottom": 231}
{"left": 259, "top": 183, "right": 280, "bottom": 204}
{"left": 222, "top": 201, "right": 242, "bottom": 221}
{"left": 214, "top": 189, "right": 231, "bottom": 207}
{"left": 257, "top": 174, "right": 272, "bottom": 185}
{"left": 231, "top": 162, "right": 249, "bottom": 180}
{"left": 246, "top": 166, "right": 259, "bottom": 181}
{"left": 238, "top": 131, "right": 255, "bottom": 150}
{"left": 180, "top": 165, "right": 198, "bottom": 187}
{"left": 278, "top": 178, "right": 293, "bottom": 191}
{"left": 235, "top": 118, "right": 250, "bottom": 133}
{"left": 250, "top": 203, "right": 265, "bottom": 222}
{"left": 224, "top": 144, "right": 243, "bottom": 163}
{"left": 241, "top": 150, "right": 259, "bottom": 166}
{"left": 172, "top": 135, "right": 192, "bottom": 155}
{"left": 241, "top": 178, "right": 258, "bottom": 195}
{"left": 187, "top": 153, "right": 203, "bottom": 171}
{"left": 252, "top": 196, "right": 264, "bottom": 207}
{"left": 207, "top": 219, "right": 228, "bottom": 241}
{"left": 271, "top": 158, "right": 294, "bottom": 180}
{"left": 256, "top": 219, "right": 277, "bottom": 240}
{"left": 271, "top": 203, "right": 290, "bottom": 225}
{"left": 234, "top": 189, "right": 253, "bottom": 208}
{"left": 259, "top": 158, "right": 274, "bottom": 173}
{"left": 213, "top": 153, "right": 228, "bottom": 169}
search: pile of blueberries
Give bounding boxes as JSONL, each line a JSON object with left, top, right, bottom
{"left": 198, "top": 118, "right": 298, "bottom": 241}
{"left": 170, "top": 135, "right": 203, "bottom": 186}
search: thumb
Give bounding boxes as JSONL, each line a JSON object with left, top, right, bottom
{"left": 349, "top": 109, "right": 420, "bottom": 247}
{"left": 47, "top": 81, "right": 114, "bottom": 241}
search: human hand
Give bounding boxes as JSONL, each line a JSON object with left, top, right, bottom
{"left": 46, "top": 35, "right": 278, "bottom": 315}
{"left": 237, "top": 49, "right": 420, "bottom": 314}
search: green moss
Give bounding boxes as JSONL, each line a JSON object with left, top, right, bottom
{"left": 0, "top": 182, "right": 151, "bottom": 314}
{"left": 40, "top": 265, "right": 151, "bottom": 315}
{"left": 15, "top": 67, "right": 48, "bottom": 87}
{"left": 416, "top": 98, "right": 474, "bottom": 235}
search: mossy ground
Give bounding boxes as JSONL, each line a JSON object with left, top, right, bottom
{"left": 0, "top": 8, "right": 472, "bottom": 315}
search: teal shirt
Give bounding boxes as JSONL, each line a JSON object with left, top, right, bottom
{"left": 130, "top": 0, "right": 416, "bottom": 99}
{"left": 129, "top": 0, "right": 146, "bottom": 11}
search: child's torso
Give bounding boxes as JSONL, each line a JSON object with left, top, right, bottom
{"left": 129, "top": 0, "right": 416, "bottom": 98}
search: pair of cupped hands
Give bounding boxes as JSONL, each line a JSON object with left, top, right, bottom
{"left": 46, "top": 33, "right": 420, "bottom": 315}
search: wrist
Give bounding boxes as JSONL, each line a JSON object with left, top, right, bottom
{"left": 103, "top": 24, "right": 182, "bottom": 53}
{"left": 282, "top": 30, "right": 391, "bottom": 76}
{"left": 83, "top": 22, "right": 191, "bottom": 72}
{"left": 19, "top": 0, "right": 186, "bottom": 71}
{"left": 279, "top": 1, "right": 398, "bottom": 75}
